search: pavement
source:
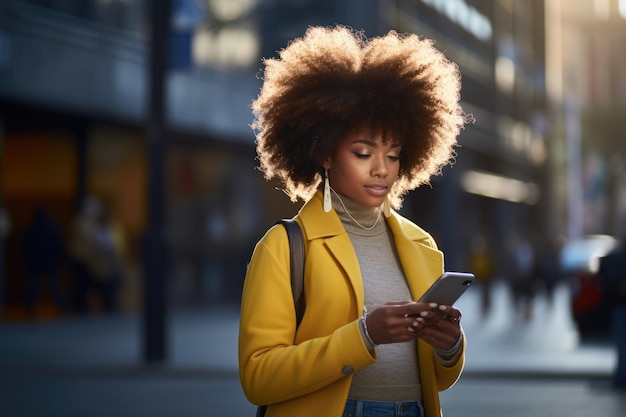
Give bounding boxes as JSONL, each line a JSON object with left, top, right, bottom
{"left": 0, "top": 281, "right": 623, "bottom": 417}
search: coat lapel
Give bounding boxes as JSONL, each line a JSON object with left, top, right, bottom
{"left": 297, "top": 191, "right": 365, "bottom": 312}
{"left": 296, "top": 191, "right": 444, "bottom": 310}
{"left": 386, "top": 213, "right": 444, "bottom": 299}
{"left": 324, "top": 235, "right": 364, "bottom": 309}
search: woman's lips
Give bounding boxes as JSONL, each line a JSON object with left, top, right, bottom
{"left": 365, "top": 184, "right": 389, "bottom": 197}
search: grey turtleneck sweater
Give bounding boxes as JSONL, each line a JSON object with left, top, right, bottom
{"left": 330, "top": 191, "right": 421, "bottom": 402}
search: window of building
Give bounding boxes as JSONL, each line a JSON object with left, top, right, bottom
{"left": 186, "top": 0, "right": 260, "bottom": 70}
{"left": 21, "top": 0, "right": 146, "bottom": 33}
{"left": 620, "top": 0, "right": 626, "bottom": 19}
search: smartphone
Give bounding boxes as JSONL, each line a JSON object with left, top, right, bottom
{"left": 418, "top": 272, "right": 475, "bottom": 306}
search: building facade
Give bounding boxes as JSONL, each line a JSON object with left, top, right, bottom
{"left": 0, "top": 0, "right": 549, "bottom": 319}
{"left": 548, "top": 0, "right": 626, "bottom": 239}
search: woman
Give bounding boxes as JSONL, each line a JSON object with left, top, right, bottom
{"left": 239, "top": 25, "right": 469, "bottom": 417}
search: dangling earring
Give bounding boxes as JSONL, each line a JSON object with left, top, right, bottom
{"left": 323, "top": 169, "right": 332, "bottom": 212}
{"left": 383, "top": 195, "right": 391, "bottom": 218}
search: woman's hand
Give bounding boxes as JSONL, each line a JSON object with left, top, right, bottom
{"left": 408, "top": 304, "right": 463, "bottom": 350}
{"left": 365, "top": 302, "right": 462, "bottom": 350}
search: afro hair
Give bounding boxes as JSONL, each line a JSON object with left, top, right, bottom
{"left": 252, "top": 25, "right": 469, "bottom": 207}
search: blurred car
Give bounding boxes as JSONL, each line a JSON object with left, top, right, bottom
{"left": 559, "top": 234, "right": 619, "bottom": 338}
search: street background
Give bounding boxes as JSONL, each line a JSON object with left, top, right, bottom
{"left": 1, "top": 280, "right": 623, "bottom": 417}
{"left": 1, "top": 1, "right": 626, "bottom": 416}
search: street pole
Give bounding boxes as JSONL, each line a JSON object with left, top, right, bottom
{"left": 144, "top": 0, "right": 170, "bottom": 363}
{"left": 544, "top": 0, "right": 568, "bottom": 240}
{"left": 564, "top": 95, "right": 584, "bottom": 240}
{"left": 0, "top": 121, "right": 5, "bottom": 321}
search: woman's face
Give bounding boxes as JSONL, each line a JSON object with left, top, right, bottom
{"left": 327, "top": 128, "right": 401, "bottom": 208}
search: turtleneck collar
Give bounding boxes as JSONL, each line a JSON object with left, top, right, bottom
{"left": 330, "top": 189, "right": 385, "bottom": 236}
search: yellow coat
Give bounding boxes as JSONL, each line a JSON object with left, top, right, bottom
{"left": 239, "top": 191, "right": 465, "bottom": 417}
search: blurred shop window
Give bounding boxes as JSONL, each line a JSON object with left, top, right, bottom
{"left": 86, "top": 128, "right": 146, "bottom": 312}
{"left": 21, "top": 0, "right": 146, "bottom": 33}
{"left": 69, "top": 196, "right": 129, "bottom": 314}
{"left": 1, "top": 133, "right": 77, "bottom": 320}
{"left": 166, "top": 146, "right": 265, "bottom": 304}
{"left": 22, "top": 207, "right": 69, "bottom": 316}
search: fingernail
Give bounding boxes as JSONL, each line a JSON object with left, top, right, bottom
{"left": 429, "top": 303, "right": 438, "bottom": 308}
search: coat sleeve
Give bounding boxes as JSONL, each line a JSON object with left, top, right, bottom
{"left": 433, "top": 335, "right": 466, "bottom": 390}
{"left": 425, "top": 236, "right": 466, "bottom": 390}
{"left": 238, "top": 225, "right": 376, "bottom": 406}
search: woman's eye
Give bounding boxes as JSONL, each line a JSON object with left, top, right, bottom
{"left": 354, "top": 152, "right": 370, "bottom": 159}
{"left": 388, "top": 155, "right": 400, "bottom": 162}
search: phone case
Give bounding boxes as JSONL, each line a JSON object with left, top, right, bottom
{"left": 418, "top": 272, "right": 475, "bottom": 305}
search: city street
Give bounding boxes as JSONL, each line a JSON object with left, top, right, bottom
{"left": 3, "top": 2, "right": 626, "bottom": 417}
{"left": 0, "top": 281, "right": 623, "bottom": 417}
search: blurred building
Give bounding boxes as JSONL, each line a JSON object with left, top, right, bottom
{"left": 0, "top": 0, "right": 551, "bottom": 319}
{"left": 545, "top": 0, "right": 626, "bottom": 241}
{"left": 383, "top": 0, "right": 548, "bottom": 278}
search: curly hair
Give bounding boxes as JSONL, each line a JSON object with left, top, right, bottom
{"left": 252, "top": 25, "right": 468, "bottom": 208}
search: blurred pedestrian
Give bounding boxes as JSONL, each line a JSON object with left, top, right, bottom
{"left": 508, "top": 233, "right": 537, "bottom": 322}
{"left": 469, "top": 234, "right": 495, "bottom": 317}
{"left": 597, "top": 235, "right": 626, "bottom": 389}
{"left": 536, "top": 235, "right": 564, "bottom": 305}
{"left": 69, "top": 196, "right": 127, "bottom": 314}
{"left": 22, "top": 207, "right": 68, "bottom": 316}
{"left": 239, "top": 25, "right": 469, "bottom": 417}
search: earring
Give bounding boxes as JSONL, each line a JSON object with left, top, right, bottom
{"left": 383, "top": 195, "right": 391, "bottom": 218}
{"left": 323, "top": 169, "right": 332, "bottom": 212}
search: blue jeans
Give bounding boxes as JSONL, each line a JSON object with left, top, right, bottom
{"left": 343, "top": 398, "right": 424, "bottom": 417}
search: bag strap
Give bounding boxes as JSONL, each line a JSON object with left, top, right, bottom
{"left": 256, "top": 219, "right": 306, "bottom": 417}
{"left": 277, "top": 219, "right": 306, "bottom": 328}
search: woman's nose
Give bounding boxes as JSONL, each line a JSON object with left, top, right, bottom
{"left": 371, "top": 156, "right": 388, "bottom": 177}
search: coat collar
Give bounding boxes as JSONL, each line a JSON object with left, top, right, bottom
{"left": 297, "top": 191, "right": 346, "bottom": 240}
{"left": 296, "top": 191, "right": 443, "bottom": 303}
{"left": 297, "top": 190, "right": 435, "bottom": 243}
